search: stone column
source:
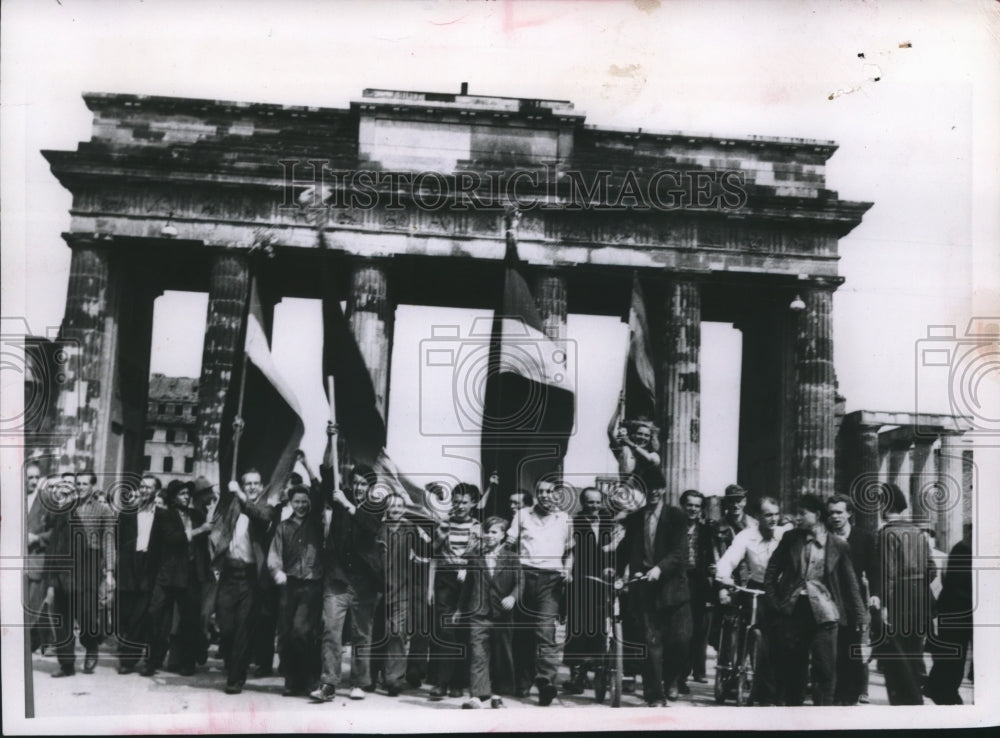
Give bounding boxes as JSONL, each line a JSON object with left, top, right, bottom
{"left": 660, "top": 278, "right": 701, "bottom": 504}
{"left": 534, "top": 270, "right": 568, "bottom": 343}
{"left": 792, "top": 284, "right": 836, "bottom": 498}
{"left": 193, "top": 251, "right": 250, "bottom": 483}
{"left": 53, "top": 236, "right": 113, "bottom": 473}
{"left": 909, "top": 438, "right": 936, "bottom": 530}
{"left": 936, "top": 434, "right": 967, "bottom": 553}
{"left": 854, "top": 424, "right": 882, "bottom": 534}
{"left": 347, "top": 260, "right": 394, "bottom": 420}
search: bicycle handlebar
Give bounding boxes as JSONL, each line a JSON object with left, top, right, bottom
{"left": 717, "top": 582, "right": 765, "bottom": 597}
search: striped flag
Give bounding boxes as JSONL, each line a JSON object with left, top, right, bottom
{"left": 219, "top": 276, "right": 305, "bottom": 503}
{"left": 609, "top": 272, "right": 656, "bottom": 438}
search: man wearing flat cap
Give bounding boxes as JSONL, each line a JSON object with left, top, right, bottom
{"left": 712, "top": 485, "right": 755, "bottom": 583}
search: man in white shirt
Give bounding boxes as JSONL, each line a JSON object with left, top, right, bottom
{"left": 506, "top": 478, "right": 573, "bottom": 706}
{"left": 715, "top": 496, "right": 789, "bottom": 705}
{"left": 116, "top": 474, "right": 160, "bottom": 674}
{"left": 716, "top": 497, "right": 790, "bottom": 594}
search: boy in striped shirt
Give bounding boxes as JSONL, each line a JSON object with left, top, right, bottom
{"left": 428, "top": 483, "right": 482, "bottom": 699}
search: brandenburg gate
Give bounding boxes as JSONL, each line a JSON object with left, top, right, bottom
{"left": 42, "top": 87, "right": 874, "bottom": 523}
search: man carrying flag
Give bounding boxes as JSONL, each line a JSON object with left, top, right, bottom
{"left": 480, "top": 207, "right": 576, "bottom": 511}
{"left": 210, "top": 271, "right": 305, "bottom": 695}
{"left": 608, "top": 273, "right": 665, "bottom": 498}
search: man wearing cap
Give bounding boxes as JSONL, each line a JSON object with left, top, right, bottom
{"left": 143, "top": 479, "right": 212, "bottom": 676}
{"left": 189, "top": 476, "right": 218, "bottom": 666}
{"left": 873, "top": 482, "right": 936, "bottom": 705}
{"left": 712, "top": 485, "right": 755, "bottom": 563}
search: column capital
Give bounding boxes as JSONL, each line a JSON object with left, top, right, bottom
{"left": 797, "top": 275, "right": 845, "bottom": 291}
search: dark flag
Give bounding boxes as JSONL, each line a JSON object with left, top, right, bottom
{"left": 218, "top": 276, "right": 306, "bottom": 502}
{"left": 319, "top": 258, "right": 387, "bottom": 469}
{"left": 608, "top": 272, "right": 656, "bottom": 437}
{"left": 316, "top": 234, "right": 445, "bottom": 519}
{"left": 481, "top": 231, "right": 576, "bottom": 503}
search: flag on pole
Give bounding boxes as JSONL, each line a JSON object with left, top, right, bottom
{"left": 317, "top": 236, "right": 442, "bottom": 518}
{"left": 480, "top": 223, "right": 575, "bottom": 499}
{"left": 219, "top": 276, "right": 306, "bottom": 503}
{"left": 608, "top": 272, "right": 656, "bottom": 437}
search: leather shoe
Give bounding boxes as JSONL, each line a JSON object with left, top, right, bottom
{"left": 117, "top": 665, "right": 135, "bottom": 675}
{"left": 177, "top": 666, "right": 196, "bottom": 677}
{"left": 385, "top": 681, "right": 403, "bottom": 697}
{"left": 140, "top": 665, "right": 157, "bottom": 677}
{"left": 692, "top": 675, "right": 708, "bottom": 684}
{"left": 538, "top": 682, "right": 558, "bottom": 706}
{"left": 83, "top": 652, "right": 98, "bottom": 674}
{"left": 51, "top": 669, "right": 74, "bottom": 678}
{"left": 666, "top": 685, "right": 679, "bottom": 701}
{"left": 677, "top": 681, "right": 691, "bottom": 695}
{"left": 429, "top": 686, "right": 447, "bottom": 700}
{"left": 648, "top": 699, "right": 666, "bottom": 707}
{"left": 224, "top": 683, "right": 243, "bottom": 695}
{"left": 448, "top": 687, "right": 464, "bottom": 699}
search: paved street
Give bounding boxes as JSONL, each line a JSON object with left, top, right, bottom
{"left": 27, "top": 637, "right": 972, "bottom": 718}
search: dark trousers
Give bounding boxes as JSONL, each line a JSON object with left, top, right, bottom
{"left": 26, "top": 575, "right": 51, "bottom": 653}
{"left": 880, "top": 633, "right": 926, "bottom": 705}
{"left": 634, "top": 591, "right": 692, "bottom": 703}
{"left": 684, "top": 573, "right": 711, "bottom": 680}
{"left": 431, "top": 571, "right": 466, "bottom": 689}
{"left": 148, "top": 580, "right": 200, "bottom": 671}
{"left": 384, "top": 596, "right": 411, "bottom": 687}
{"left": 253, "top": 584, "right": 280, "bottom": 672}
{"left": 834, "top": 623, "right": 866, "bottom": 704}
{"left": 777, "top": 597, "right": 838, "bottom": 706}
{"left": 277, "top": 578, "right": 322, "bottom": 692}
{"left": 926, "top": 616, "right": 972, "bottom": 705}
{"left": 117, "top": 589, "right": 153, "bottom": 668}
{"left": 519, "top": 567, "right": 563, "bottom": 687}
{"left": 468, "top": 615, "right": 515, "bottom": 698}
{"left": 50, "top": 581, "right": 108, "bottom": 672}
{"left": 216, "top": 564, "right": 259, "bottom": 687}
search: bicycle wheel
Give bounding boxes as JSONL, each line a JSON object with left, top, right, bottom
{"left": 736, "top": 628, "right": 762, "bottom": 707}
{"left": 610, "top": 619, "right": 624, "bottom": 708}
{"left": 714, "top": 615, "right": 733, "bottom": 704}
{"left": 594, "top": 664, "right": 607, "bottom": 703}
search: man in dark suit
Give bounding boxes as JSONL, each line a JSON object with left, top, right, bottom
{"left": 616, "top": 485, "right": 691, "bottom": 706}
{"left": 562, "top": 487, "right": 617, "bottom": 695}
{"left": 926, "top": 523, "right": 973, "bottom": 704}
{"left": 764, "top": 494, "right": 865, "bottom": 706}
{"left": 24, "top": 463, "right": 52, "bottom": 653}
{"left": 826, "top": 493, "right": 880, "bottom": 705}
{"left": 678, "top": 489, "right": 716, "bottom": 692}
{"left": 115, "top": 474, "right": 160, "bottom": 674}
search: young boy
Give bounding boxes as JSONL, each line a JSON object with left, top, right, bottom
{"left": 428, "top": 483, "right": 482, "bottom": 699}
{"left": 267, "top": 484, "right": 324, "bottom": 697}
{"left": 455, "top": 516, "right": 522, "bottom": 709}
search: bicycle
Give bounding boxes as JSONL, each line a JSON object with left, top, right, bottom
{"left": 589, "top": 571, "right": 645, "bottom": 708}
{"left": 713, "top": 583, "right": 765, "bottom": 706}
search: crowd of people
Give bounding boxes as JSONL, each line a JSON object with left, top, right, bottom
{"left": 22, "top": 421, "right": 973, "bottom": 709}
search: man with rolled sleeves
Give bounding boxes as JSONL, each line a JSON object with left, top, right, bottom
{"left": 209, "top": 468, "right": 277, "bottom": 694}
{"left": 506, "top": 478, "right": 574, "bottom": 706}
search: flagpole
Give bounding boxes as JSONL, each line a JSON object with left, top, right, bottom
{"left": 230, "top": 275, "right": 254, "bottom": 484}
{"left": 327, "top": 375, "right": 339, "bottom": 492}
